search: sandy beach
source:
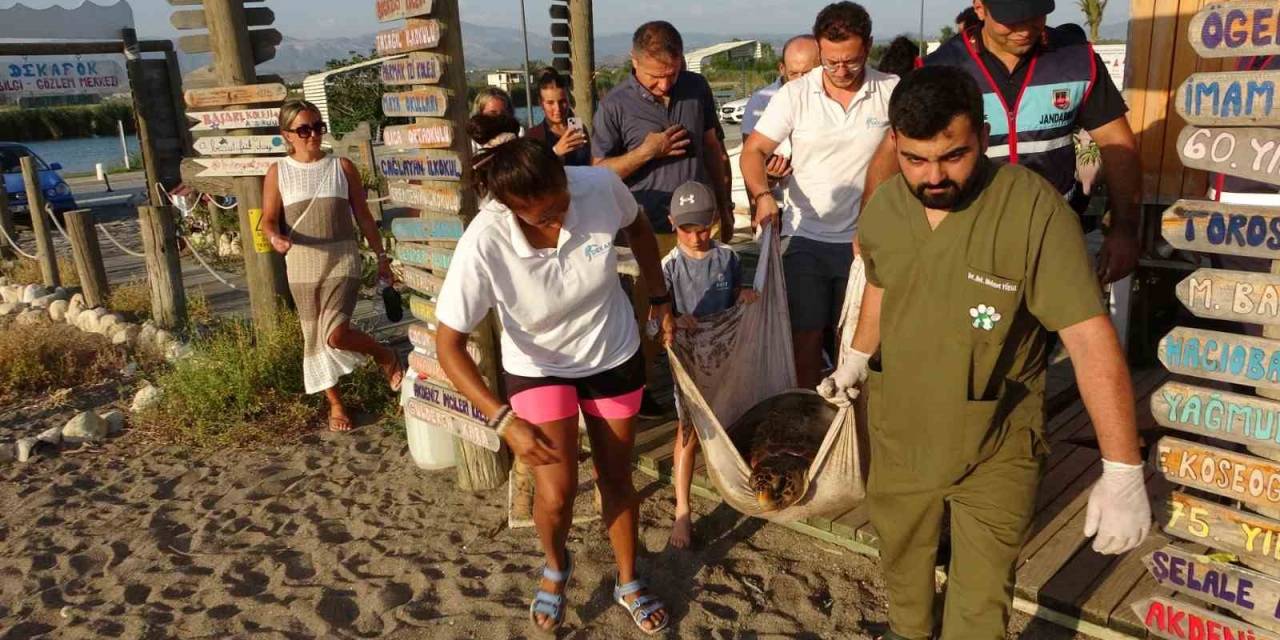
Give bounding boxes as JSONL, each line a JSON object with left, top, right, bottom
{"left": 0, "top": 399, "right": 1089, "bottom": 639}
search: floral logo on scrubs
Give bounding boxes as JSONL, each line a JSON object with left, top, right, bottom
{"left": 970, "top": 304, "right": 1002, "bottom": 331}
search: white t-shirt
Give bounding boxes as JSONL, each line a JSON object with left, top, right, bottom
{"left": 742, "top": 79, "right": 792, "bottom": 158}
{"left": 435, "top": 166, "right": 641, "bottom": 378}
{"left": 753, "top": 66, "right": 898, "bottom": 244}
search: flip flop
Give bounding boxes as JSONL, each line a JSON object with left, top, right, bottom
{"left": 614, "top": 576, "right": 668, "bottom": 635}
{"left": 529, "top": 549, "right": 573, "bottom": 635}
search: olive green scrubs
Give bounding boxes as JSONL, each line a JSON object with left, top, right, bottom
{"left": 859, "top": 162, "right": 1105, "bottom": 640}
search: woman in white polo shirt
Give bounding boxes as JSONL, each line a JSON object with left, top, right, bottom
{"left": 436, "top": 139, "right": 673, "bottom": 635}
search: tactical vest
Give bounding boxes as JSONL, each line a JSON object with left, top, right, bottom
{"left": 927, "top": 26, "right": 1097, "bottom": 195}
{"left": 1212, "top": 56, "right": 1280, "bottom": 206}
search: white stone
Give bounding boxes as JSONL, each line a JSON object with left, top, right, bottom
{"left": 0, "top": 301, "right": 20, "bottom": 316}
{"left": 102, "top": 410, "right": 125, "bottom": 435}
{"left": 131, "top": 384, "right": 162, "bottom": 413}
{"left": 36, "top": 426, "right": 61, "bottom": 446}
{"left": 68, "top": 293, "right": 84, "bottom": 309}
{"left": 62, "top": 411, "right": 108, "bottom": 443}
{"left": 154, "top": 329, "right": 174, "bottom": 352}
{"left": 15, "top": 309, "right": 42, "bottom": 326}
{"left": 21, "top": 284, "right": 42, "bottom": 304}
{"left": 48, "top": 299, "right": 68, "bottom": 322}
{"left": 16, "top": 438, "right": 36, "bottom": 463}
{"left": 165, "top": 341, "right": 193, "bottom": 363}
{"left": 0, "top": 285, "right": 18, "bottom": 304}
{"left": 63, "top": 305, "right": 81, "bottom": 326}
{"left": 29, "top": 294, "right": 52, "bottom": 309}
{"left": 111, "top": 324, "right": 139, "bottom": 346}
{"left": 95, "top": 314, "right": 121, "bottom": 336}
{"left": 138, "top": 324, "right": 157, "bottom": 351}
{"left": 50, "top": 287, "right": 68, "bottom": 302}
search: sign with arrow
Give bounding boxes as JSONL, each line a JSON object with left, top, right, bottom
{"left": 376, "top": 149, "right": 463, "bottom": 181}
{"left": 1161, "top": 199, "right": 1280, "bottom": 259}
{"left": 192, "top": 135, "right": 287, "bottom": 156}
{"left": 381, "top": 53, "right": 446, "bottom": 85}
{"left": 388, "top": 181, "right": 462, "bottom": 214}
{"left": 184, "top": 156, "right": 276, "bottom": 177}
{"left": 1176, "top": 70, "right": 1280, "bottom": 126}
{"left": 383, "top": 120, "right": 453, "bottom": 149}
{"left": 188, "top": 108, "right": 280, "bottom": 131}
{"left": 184, "top": 83, "right": 286, "bottom": 109}
{"left": 1158, "top": 326, "right": 1280, "bottom": 389}
{"left": 1178, "top": 126, "right": 1280, "bottom": 187}
{"left": 381, "top": 88, "right": 449, "bottom": 118}
{"left": 377, "top": 0, "right": 434, "bottom": 22}
{"left": 376, "top": 19, "right": 444, "bottom": 56}
{"left": 1175, "top": 268, "right": 1280, "bottom": 324}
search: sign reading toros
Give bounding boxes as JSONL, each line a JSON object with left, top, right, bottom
{"left": 1178, "top": 126, "right": 1280, "bottom": 187}
{"left": 0, "top": 57, "right": 124, "bottom": 98}
{"left": 1153, "top": 381, "right": 1280, "bottom": 449}
{"left": 1158, "top": 326, "right": 1280, "bottom": 388}
{"left": 1163, "top": 491, "right": 1280, "bottom": 571}
{"left": 375, "top": 19, "right": 443, "bottom": 56}
{"left": 1133, "top": 596, "right": 1275, "bottom": 640}
{"left": 1163, "top": 200, "right": 1280, "bottom": 259}
{"left": 1176, "top": 268, "right": 1280, "bottom": 324}
{"left": 381, "top": 53, "right": 446, "bottom": 86}
{"left": 1157, "top": 436, "right": 1280, "bottom": 510}
{"left": 1190, "top": 1, "right": 1280, "bottom": 58}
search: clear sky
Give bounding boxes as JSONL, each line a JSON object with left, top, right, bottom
{"left": 0, "top": 0, "right": 1128, "bottom": 40}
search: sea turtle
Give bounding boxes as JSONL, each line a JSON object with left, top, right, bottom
{"left": 732, "top": 391, "right": 838, "bottom": 512}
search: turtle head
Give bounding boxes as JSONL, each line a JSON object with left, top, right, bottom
{"left": 751, "top": 455, "right": 810, "bottom": 511}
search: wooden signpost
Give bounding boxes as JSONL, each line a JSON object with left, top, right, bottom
{"left": 396, "top": 242, "right": 453, "bottom": 272}
{"left": 1156, "top": 437, "right": 1280, "bottom": 511}
{"left": 406, "top": 398, "right": 501, "bottom": 452}
{"left": 376, "top": 149, "right": 463, "bottom": 181}
{"left": 390, "top": 216, "right": 464, "bottom": 243}
{"left": 408, "top": 351, "right": 450, "bottom": 386}
{"left": 413, "top": 378, "right": 487, "bottom": 424}
{"left": 1157, "top": 327, "right": 1280, "bottom": 389}
{"left": 376, "top": 0, "right": 433, "bottom": 22}
{"left": 1177, "top": 71, "right": 1280, "bottom": 127}
{"left": 1178, "top": 126, "right": 1280, "bottom": 186}
{"left": 381, "top": 53, "right": 446, "bottom": 85}
{"left": 1145, "top": 545, "right": 1280, "bottom": 625}
{"left": 183, "top": 82, "right": 286, "bottom": 108}
{"left": 184, "top": 156, "right": 276, "bottom": 177}
{"left": 1162, "top": 200, "right": 1280, "bottom": 260}
{"left": 382, "top": 120, "right": 454, "bottom": 149}
{"left": 381, "top": 88, "right": 450, "bottom": 118}
{"left": 375, "top": 19, "right": 443, "bottom": 56}
{"left": 1189, "top": 2, "right": 1280, "bottom": 59}
{"left": 400, "top": 266, "right": 444, "bottom": 297}
{"left": 1153, "top": 381, "right": 1280, "bottom": 450}
{"left": 388, "top": 181, "right": 463, "bottom": 213}
{"left": 188, "top": 107, "right": 280, "bottom": 131}
{"left": 192, "top": 134, "right": 287, "bottom": 155}
{"left": 1176, "top": 268, "right": 1280, "bottom": 324}
{"left": 1163, "top": 491, "right": 1280, "bottom": 572}
{"left": 409, "top": 294, "right": 437, "bottom": 325}
{"left": 1132, "top": 596, "right": 1280, "bottom": 640}
{"left": 407, "top": 322, "right": 485, "bottom": 362}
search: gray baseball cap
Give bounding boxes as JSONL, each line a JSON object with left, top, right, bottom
{"left": 669, "top": 181, "right": 716, "bottom": 228}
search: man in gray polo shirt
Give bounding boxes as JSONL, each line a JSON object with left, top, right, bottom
{"left": 594, "top": 20, "right": 732, "bottom": 415}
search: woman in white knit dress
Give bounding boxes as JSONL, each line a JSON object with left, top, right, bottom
{"left": 261, "top": 100, "right": 404, "bottom": 432}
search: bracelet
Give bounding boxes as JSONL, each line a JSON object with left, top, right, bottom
{"left": 750, "top": 190, "right": 774, "bottom": 203}
{"left": 495, "top": 410, "right": 520, "bottom": 438}
{"left": 488, "top": 404, "right": 511, "bottom": 429}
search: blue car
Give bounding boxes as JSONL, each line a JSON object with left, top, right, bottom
{"left": 1, "top": 142, "right": 77, "bottom": 219}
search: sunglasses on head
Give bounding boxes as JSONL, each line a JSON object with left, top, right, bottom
{"left": 288, "top": 121, "right": 328, "bottom": 138}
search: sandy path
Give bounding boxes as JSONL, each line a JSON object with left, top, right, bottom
{"left": 0, "top": 422, "right": 1089, "bottom": 639}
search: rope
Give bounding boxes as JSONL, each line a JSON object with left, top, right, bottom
{"left": 152, "top": 184, "right": 240, "bottom": 291}
{"left": 0, "top": 224, "right": 37, "bottom": 260}
{"left": 206, "top": 196, "right": 239, "bottom": 210}
{"left": 97, "top": 223, "right": 145, "bottom": 258}
{"left": 181, "top": 236, "right": 240, "bottom": 290}
{"left": 44, "top": 204, "right": 71, "bottom": 242}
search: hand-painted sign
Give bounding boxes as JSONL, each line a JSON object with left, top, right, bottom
{"left": 409, "top": 294, "right": 436, "bottom": 325}
{"left": 1132, "top": 596, "right": 1276, "bottom": 640}
{"left": 1177, "top": 71, "right": 1280, "bottom": 126}
{"left": 1163, "top": 200, "right": 1280, "bottom": 259}
{"left": 396, "top": 242, "right": 453, "bottom": 272}
{"left": 1163, "top": 491, "right": 1280, "bottom": 571}
{"left": 388, "top": 181, "right": 463, "bottom": 214}
{"left": 413, "top": 378, "right": 487, "bottom": 424}
{"left": 188, "top": 108, "right": 281, "bottom": 131}
{"left": 382, "top": 88, "right": 449, "bottom": 118}
{"left": 186, "top": 157, "right": 276, "bottom": 177}
{"left": 376, "top": 0, "right": 433, "bottom": 22}
{"left": 381, "top": 53, "right": 446, "bottom": 86}
{"left": 1145, "top": 545, "right": 1280, "bottom": 622}
{"left": 377, "top": 149, "right": 463, "bottom": 181}
{"left": 192, "top": 135, "right": 287, "bottom": 156}
{"left": 383, "top": 120, "right": 453, "bottom": 149}
{"left": 400, "top": 266, "right": 445, "bottom": 298}
{"left": 1190, "top": 2, "right": 1280, "bottom": 58}
{"left": 406, "top": 397, "right": 500, "bottom": 452}
{"left": 408, "top": 350, "right": 451, "bottom": 386}
{"left": 1178, "top": 126, "right": 1280, "bottom": 187}
{"left": 0, "top": 58, "right": 124, "bottom": 98}
{"left": 406, "top": 321, "right": 484, "bottom": 361}
{"left": 1176, "top": 268, "right": 1280, "bottom": 324}
{"left": 1153, "top": 381, "right": 1280, "bottom": 449}
{"left": 184, "top": 83, "right": 286, "bottom": 109}
{"left": 391, "top": 216, "right": 464, "bottom": 243}
{"left": 1158, "top": 326, "right": 1280, "bottom": 389}
{"left": 1157, "top": 436, "right": 1280, "bottom": 510}
{"left": 375, "top": 19, "right": 444, "bottom": 56}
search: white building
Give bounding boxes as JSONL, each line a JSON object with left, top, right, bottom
{"left": 486, "top": 70, "right": 526, "bottom": 94}
{"left": 684, "top": 40, "right": 763, "bottom": 75}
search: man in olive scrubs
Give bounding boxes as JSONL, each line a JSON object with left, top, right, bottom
{"left": 819, "top": 67, "right": 1151, "bottom": 640}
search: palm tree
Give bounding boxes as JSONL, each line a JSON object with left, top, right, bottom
{"left": 1077, "top": 0, "right": 1108, "bottom": 42}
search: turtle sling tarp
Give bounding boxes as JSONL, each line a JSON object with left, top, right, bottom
{"left": 667, "top": 228, "right": 866, "bottom": 523}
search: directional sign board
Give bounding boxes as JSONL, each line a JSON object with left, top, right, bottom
{"left": 189, "top": 108, "right": 280, "bottom": 131}
{"left": 408, "top": 350, "right": 450, "bottom": 386}
{"left": 179, "top": 29, "right": 283, "bottom": 56}
{"left": 377, "top": 149, "right": 463, "bottom": 181}
{"left": 1159, "top": 326, "right": 1280, "bottom": 389}
{"left": 381, "top": 88, "right": 449, "bottom": 118}
{"left": 396, "top": 242, "right": 453, "bottom": 272}
{"left": 1190, "top": 2, "right": 1280, "bottom": 58}
{"left": 1145, "top": 545, "right": 1280, "bottom": 624}
{"left": 383, "top": 120, "right": 453, "bottom": 149}
{"left": 1162, "top": 200, "right": 1280, "bottom": 259}
{"left": 375, "top": 19, "right": 443, "bottom": 56}
{"left": 413, "top": 378, "right": 486, "bottom": 424}
{"left": 1177, "top": 71, "right": 1280, "bottom": 126}
{"left": 406, "top": 397, "right": 500, "bottom": 452}
{"left": 1156, "top": 436, "right": 1280, "bottom": 511}
{"left": 184, "top": 83, "right": 286, "bottom": 109}
{"left": 172, "top": 6, "right": 274, "bottom": 30}
{"left": 400, "top": 266, "right": 445, "bottom": 298}
{"left": 406, "top": 322, "right": 485, "bottom": 361}
{"left": 388, "top": 181, "right": 462, "bottom": 214}
{"left": 1178, "top": 126, "right": 1280, "bottom": 187}
{"left": 409, "top": 294, "right": 436, "bottom": 325}
{"left": 0, "top": 58, "right": 124, "bottom": 99}
{"left": 1176, "top": 268, "right": 1280, "bottom": 324}
{"left": 1153, "top": 381, "right": 1280, "bottom": 449}
{"left": 381, "top": 53, "right": 446, "bottom": 86}
{"left": 1132, "top": 596, "right": 1275, "bottom": 640}
{"left": 1163, "top": 491, "right": 1280, "bottom": 572}
{"left": 192, "top": 134, "right": 287, "bottom": 156}
{"left": 376, "top": 0, "right": 433, "bottom": 22}
{"left": 391, "top": 216, "right": 464, "bottom": 243}
{"left": 182, "top": 156, "right": 276, "bottom": 177}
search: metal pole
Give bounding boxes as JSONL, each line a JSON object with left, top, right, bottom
{"left": 919, "top": 0, "right": 927, "bottom": 54}
{"left": 118, "top": 120, "right": 130, "bottom": 169}
{"left": 518, "top": 0, "right": 535, "bottom": 129}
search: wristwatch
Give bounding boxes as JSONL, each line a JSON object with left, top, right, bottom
{"left": 649, "top": 293, "right": 672, "bottom": 306}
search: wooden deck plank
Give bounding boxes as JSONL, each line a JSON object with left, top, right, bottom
{"left": 1018, "top": 455, "right": 1098, "bottom": 566}
{"left": 1014, "top": 491, "right": 1094, "bottom": 601}
{"left": 1077, "top": 530, "right": 1172, "bottom": 626}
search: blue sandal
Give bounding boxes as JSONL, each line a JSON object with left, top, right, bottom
{"left": 528, "top": 550, "right": 573, "bottom": 634}
{"left": 614, "top": 577, "right": 669, "bottom": 635}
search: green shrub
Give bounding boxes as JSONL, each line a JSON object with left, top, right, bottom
{"left": 0, "top": 256, "right": 80, "bottom": 288}
{"left": 0, "top": 102, "right": 135, "bottom": 141}
{"left": 106, "top": 278, "right": 214, "bottom": 330}
{"left": 0, "top": 319, "right": 124, "bottom": 403}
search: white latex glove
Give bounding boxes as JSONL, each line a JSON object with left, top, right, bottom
{"left": 1083, "top": 459, "right": 1151, "bottom": 555}
{"left": 816, "top": 349, "right": 871, "bottom": 407}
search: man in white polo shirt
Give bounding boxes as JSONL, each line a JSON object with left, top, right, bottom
{"left": 741, "top": 1, "right": 898, "bottom": 387}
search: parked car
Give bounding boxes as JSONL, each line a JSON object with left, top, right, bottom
{"left": 719, "top": 97, "right": 748, "bottom": 124}
{"left": 1, "top": 142, "right": 77, "bottom": 220}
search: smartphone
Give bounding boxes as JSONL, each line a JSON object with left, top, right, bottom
{"left": 567, "top": 117, "right": 584, "bottom": 131}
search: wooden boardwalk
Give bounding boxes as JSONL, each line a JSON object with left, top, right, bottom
{"left": 632, "top": 365, "right": 1187, "bottom": 640}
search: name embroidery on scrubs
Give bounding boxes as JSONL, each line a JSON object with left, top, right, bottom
{"left": 971, "top": 304, "right": 1003, "bottom": 331}
{"left": 967, "top": 271, "right": 1018, "bottom": 292}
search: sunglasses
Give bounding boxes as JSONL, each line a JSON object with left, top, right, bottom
{"left": 287, "top": 121, "right": 328, "bottom": 138}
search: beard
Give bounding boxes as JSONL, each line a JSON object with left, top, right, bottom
{"left": 912, "top": 178, "right": 966, "bottom": 209}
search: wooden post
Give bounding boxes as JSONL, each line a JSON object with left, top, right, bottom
{"left": 122, "top": 29, "right": 163, "bottom": 193}
{"left": 62, "top": 210, "right": 109, "bottom": 308}
{"left": 137, "top": 206, "right": 187, "bottom": 329}
{"left": 0, "top": 184, "right": 14, "bottom": 261}
{"left": 19, "top": 156, "right": 59, "bottom": 288}
{"left": 568, "top": 0, "right": 596, "bottom": 126}
{"left": 201, "top": 0, "right": 290, "bottom": 329}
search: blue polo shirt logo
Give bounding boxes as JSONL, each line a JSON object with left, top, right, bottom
{"left": 585, "top": 242, "right": 612, "bottom": 261}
